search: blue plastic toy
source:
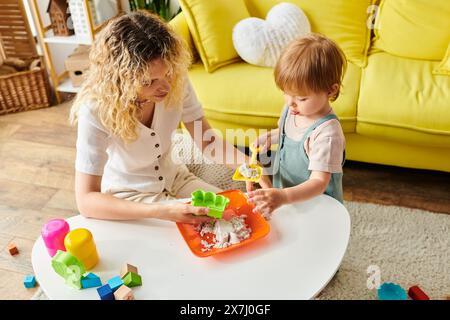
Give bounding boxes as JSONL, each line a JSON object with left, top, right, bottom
{"left": 107, "top": 275, "right": 123, "bottom": 292}
{"left": 23, "top": 275, "right": 36, "bottom": 288}
{"left": 81, "top": 272, "right": 102, "bottom": 289}
{"left": 97, "top": 284, "right": 114, "bottom": 300}
{"left": 377, "top": 282, "right": 407, "bottom": 300}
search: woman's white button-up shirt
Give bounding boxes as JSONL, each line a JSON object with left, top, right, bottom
{"left": 75, "top": 79, "right": 204, "bottom": 194}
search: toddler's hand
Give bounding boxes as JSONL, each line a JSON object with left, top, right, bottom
{"left": 245, "top": 175, "right": 272, "bottom": 192}
{"left": 258, "top": 174, "right": 272, "bottom": 189}
{"left": 247, "top": 188, "right": 287, "bottom": 216}
{"left": 252, "top": 134, "right": 271, "bottom": 153}
{"left": 245, "top": 181, "right": 254, "bottom": 192}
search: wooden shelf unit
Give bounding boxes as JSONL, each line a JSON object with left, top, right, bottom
{"left": 28, "top": 0, "right": 122, "bottom": 103}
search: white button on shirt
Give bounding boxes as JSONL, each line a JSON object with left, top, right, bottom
{"left": 75, "top": 79, "right": 204, "bottom": 194}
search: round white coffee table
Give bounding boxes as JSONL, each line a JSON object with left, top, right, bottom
{"left": 31, "top": 194, "right": 350, "bottom": 300}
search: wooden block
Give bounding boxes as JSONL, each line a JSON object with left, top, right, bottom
{"left": 120, "top": 263, "right": 138, "bottom": 279}
{"left": 97, "top": 284, "right": 114, "bottom": 300}
{"left": 23, "top": 275, "right": 36, "bottom": 288}
{"left": 114, "top": 285, "right": 134, "bottom": 300}
{"left": 445, "top": 295, "right": 450, "bottom": 300}
{"left": 408, "top": 285, "right": 430, "bottom": 300}
{"left": 81, "top": 273, "right": 102, "bottom": 289}
{"left": 107, "top": 276, "right": 123, "bottom": 292}
{"left": 122, "top": 272, "right": 142, "bottom": 288}
{"left": 7, "top": 243, "right": 19, "bottom": 255}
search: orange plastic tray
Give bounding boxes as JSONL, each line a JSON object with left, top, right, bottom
{"left": 176, "top": 189, "right": 270, "bottom": 258}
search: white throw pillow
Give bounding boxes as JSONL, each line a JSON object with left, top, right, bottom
{"left": 232, "top": 2, "right": 311, "bottom": 68}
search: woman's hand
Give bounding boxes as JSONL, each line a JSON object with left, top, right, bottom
{"left": 247, "top": 188, "right": 288, "bottom": 215}
{"left": 245, "top": 174, "right": 272, "bottom": 192}
{"left": 162, "top": 203, "right": 214, "bottom": 224}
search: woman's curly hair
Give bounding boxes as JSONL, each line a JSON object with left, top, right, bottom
{"left": 70, "top": 11, "right": 191, "bottom": 142}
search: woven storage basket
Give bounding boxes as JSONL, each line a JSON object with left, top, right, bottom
{"left": 0, "top": 59, "right": 51, "bottom": 115}
{"left": 0, "top": 0, "right": 51, "bottom": 115}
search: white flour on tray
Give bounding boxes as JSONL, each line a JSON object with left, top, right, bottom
{"left": 196, "top": 215, "right": 252, "bottom": 252}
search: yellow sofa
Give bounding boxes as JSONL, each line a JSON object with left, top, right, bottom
{"left": 170, "top": 0, "right": 450, "bottom": 172}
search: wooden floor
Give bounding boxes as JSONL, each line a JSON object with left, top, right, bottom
{"left": 0, "top": 102, "right": 449, "bottom": 299}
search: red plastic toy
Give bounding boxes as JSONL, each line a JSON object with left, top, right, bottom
{"left": 408, "top": 285, "right": 430, "bottom": 300}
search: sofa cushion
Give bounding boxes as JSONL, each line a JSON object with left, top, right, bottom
{"left": 373, "top": 0, "right": 450, "bottom": 61}
{"left": 178, "top": 0, "right": 250, "bottom": 73}
{"left": 188, "top": 61, "right": 361, "bottom": 134}
{"left": 243, "top": 0, "right": 375, "bottom": 68}
{"left": 358, "top": 53, "right": 450, "bottom": 147}
{"left": 232, "top": 2, "right": 311, "bottom": 68}
{"left": 169, "top": 12, "right": 195, "bottom": 59}
{"left": 434, "top": 43, "right": 450, "bottom": 76}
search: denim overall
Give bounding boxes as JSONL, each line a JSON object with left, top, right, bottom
{"left": 273, "top": 107, "right": 345, "bottom": 203}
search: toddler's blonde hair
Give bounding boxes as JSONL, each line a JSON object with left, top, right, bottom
{"left": 274, "top": 33, "right": 347, "bottom": 101}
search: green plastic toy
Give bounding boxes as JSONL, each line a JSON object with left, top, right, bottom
{"left": 51, "top": 250, "right": 85, "bottom": 289}
{"left": 191, "top": 189, "right": 230, "bottom": 219}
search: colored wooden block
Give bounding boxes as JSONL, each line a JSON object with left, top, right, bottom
{"left": 446, "top": 295, "right": 450, "bottom": 300}
{"left": 23, "top": 275, "right": 36, "bottom": 288}
{"left": 114, "top": 285, "right": 134, "bottom": 300}
{"left": 81, "top": 272, "right": 102, "bottom": 289}
{"left": 51, "top": 250, "right": 85, "bottom": 289}
{"left": 408, "top": 285, "right": 430, "bottom": 300}
{"left": 120, "top": 263, "right": 138, "bottom": 279}
{"left": 7, "top": 243, "right": 19, "bottom": 255}
{"left": 97, "top": 284, "right": 114, "bottom": 300}
{"left": 107, "top": 275, "right": 123, "bottom": 292}
{"left": 122, "top": 272, "right": 142, "bottom": 288}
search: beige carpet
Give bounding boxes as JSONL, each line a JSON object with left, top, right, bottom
{"left": 317, "top": 201, "right": 450, "bottom": 300}
{"left": 32, "top": 134, "right": 450, "bottom": 299}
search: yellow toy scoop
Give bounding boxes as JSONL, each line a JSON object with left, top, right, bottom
{"left": 232, "top": 145, "right": 263, "bottom": 182}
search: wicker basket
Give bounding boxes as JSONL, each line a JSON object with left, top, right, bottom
{"left": 0, "top": 60, "right": 51, "bottom": 115}
{"left": 0, "top": 0, "right": 51, "bottom": 115}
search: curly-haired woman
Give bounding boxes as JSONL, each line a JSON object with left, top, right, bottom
{"left": 70, "top": 11, "right": 270, "bottom": 223}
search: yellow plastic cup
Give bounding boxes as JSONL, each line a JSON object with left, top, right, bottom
{"left": 64, "top": 228, "right": 99, "bottom": 270}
